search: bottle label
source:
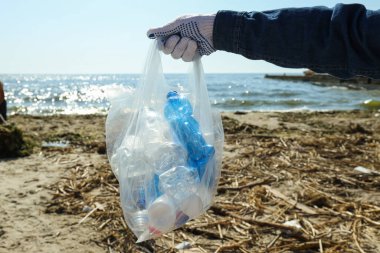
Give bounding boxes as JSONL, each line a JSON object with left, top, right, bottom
{"left": 148, "top": 226, "right": 162, "bottom": 236}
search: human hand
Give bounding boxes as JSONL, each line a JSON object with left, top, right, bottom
{"left": 147, "top": 15, "right": 216, "bottom": 61}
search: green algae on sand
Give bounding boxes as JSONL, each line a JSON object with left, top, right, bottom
{"left": 361, "top": 99, "right": 380, "bottom": 110}
{"left": 0, "top": 124, "right": 36, "bottom": 158}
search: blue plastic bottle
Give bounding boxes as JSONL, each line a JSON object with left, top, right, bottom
{"left": 164, "top": 91, "right": 215, "bottom": 178}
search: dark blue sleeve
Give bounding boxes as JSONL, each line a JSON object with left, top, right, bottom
{"left": 213, "top": 4, "right": 380, "bottom": 79}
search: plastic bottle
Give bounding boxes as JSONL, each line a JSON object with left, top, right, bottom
{"left": 145, "top": 142, "right": 187, "bottom": 175}
{"left": 117, "top": 147, "right": 156, "bottom": 235}
{"left": 147, "top": 194, "right": 177, "bottom": 233}
{"left": 158, "top": 166, "right": 200, "bottom": 199}
{"left": 174, "top": 194, "right": 203, "bottom": 227}
{"left": 164, "top": 91, "right": 215, "bottom": 178}
{"left": 158, "top": 165, "right": 203, "bottom": 228}
{"left": 110, "top": 135, "right": 144, "bottom": 180}
{"left": 122, "top": 173, "right": 156, "bottom": 234}
{"left": 136, "top": 194, "right": 177, "bottom": 243}
{"left": 140, "top": 106, "right": 171, "bottom": 144}
{"left": 127, "top": 210, "right": 149, "bottom": 234}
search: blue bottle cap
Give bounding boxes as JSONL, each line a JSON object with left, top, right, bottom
{"left": 166, "top": 91, "right": 178, "bottom": 99}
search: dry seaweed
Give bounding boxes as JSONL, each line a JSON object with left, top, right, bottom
{"left": 0, "top": 123, "right": 37, "bottom": 158}
{"left": 45, "top": 111, "right": 380, "bottom": 252}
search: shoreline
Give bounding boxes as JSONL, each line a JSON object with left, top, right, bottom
{"left": 1, "top": 111, "right": 379, "bottom": 252}
{"left": 6, "top": 106, "right": 380, "bottom": 117}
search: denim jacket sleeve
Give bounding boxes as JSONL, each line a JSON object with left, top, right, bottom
{"left": 213, "top": 4, "right": 380, "bottom": 79}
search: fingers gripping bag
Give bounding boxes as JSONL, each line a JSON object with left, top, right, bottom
{"left": 106, "top": 40, "right": 224, "bottom": 242}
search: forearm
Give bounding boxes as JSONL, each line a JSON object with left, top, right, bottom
{"left": 213, "top": 4, "right": 380, "bottom": 79}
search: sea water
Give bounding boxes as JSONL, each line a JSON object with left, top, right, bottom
{"left": 1, "top": 73, "right": 379, "bottom": 115}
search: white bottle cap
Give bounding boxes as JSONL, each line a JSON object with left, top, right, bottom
{"left": 147, "top": 194, "right": 176, "bottom": 232}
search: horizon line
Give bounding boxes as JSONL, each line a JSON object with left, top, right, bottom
{"left": 0, "top": 71, "right": 304, "bottom": 75}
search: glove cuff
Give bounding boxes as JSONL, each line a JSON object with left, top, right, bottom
{"left": 199, "top": 15, "right": 216, "bottom": 48}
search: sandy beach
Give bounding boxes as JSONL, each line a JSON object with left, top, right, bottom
{"left": 0, "top": 111, "right": 379, "bottom": 252}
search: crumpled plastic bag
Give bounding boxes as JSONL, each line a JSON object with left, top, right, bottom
{"left": 106, "top": 40, "right": 224, "bottom": 242}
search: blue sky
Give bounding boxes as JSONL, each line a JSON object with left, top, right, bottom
{"left": 0, "top": 0, "right": 377, "bottom": 74}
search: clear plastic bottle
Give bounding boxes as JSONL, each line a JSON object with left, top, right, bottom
{"left": 174, "top": 193, "right": 203, "bottom": 227}
{"left": 127, "top": 210, "right": 149, "bottom": 234}
{"left": 145, "top": 142, "right": 187, "bottom": 175}
{"left": 110, "top": 135, "right": 144, "bottom": 181}
{"left": 158, "top": 166, "right": 203, "bottom": 228}
{"left": 122, "top": 176, "right": 155, "bottom": 234}
{"left": 118, "top": 148, "right": 156, "bottom": 235}
{"left": 158, "top": 166, "right": 200, "bottom": 200}
{"left": 140, "top": 106, "right": 170, "bottom": 143}
{"left": 180, "top": 194, "right": 203, "bottom": 218}
{"left": 147, "top": 194, "right": 177, "bottom": 232}
{"left": 136, "top": 193, "right": 177, "bottom": 242}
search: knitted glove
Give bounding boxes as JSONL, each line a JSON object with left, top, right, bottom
{"left": 147, "top": 15, "right": 216, "bottom": 61}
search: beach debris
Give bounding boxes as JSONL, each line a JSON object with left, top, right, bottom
{"left": 175, "top": 241, "right": 192, "bottom": 250}
{"left": 41, "top": 141, "right": 70, "bottom": 148}
{"left": 45, "top": 132, "right": 83, "bottom": 145}
{"left": 283, "top": 219, "right": 302, "bottom": 230}
{"left": 354, "top": 166, "right": 372, "bottom": 174}
{"left": 354, "top": 166, "right": 380, "bottom": 175}
{"left": 41, "top": 129, "right": 106, "bottom": 153}
{"left": 78, "top": 203, "right": 105, "bottom": 225}
{"left": 82, "top": 205, "right": 93, "bottom": 213}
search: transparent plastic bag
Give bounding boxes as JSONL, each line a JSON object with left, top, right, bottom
{"left": 106, "top": 41, "right": 224, "bottom": 242}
